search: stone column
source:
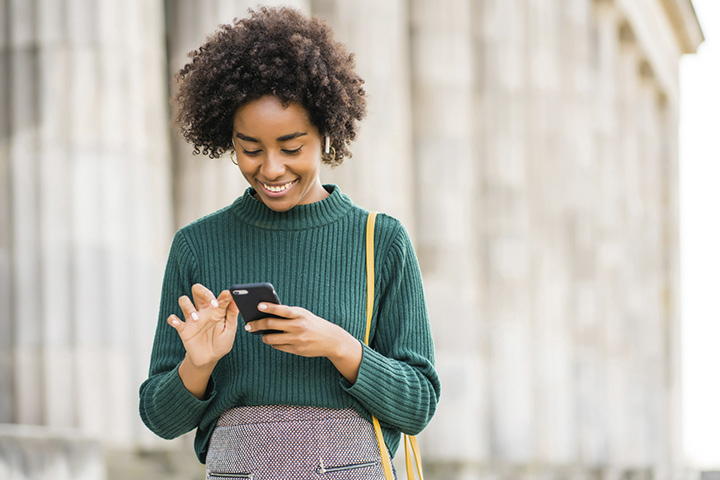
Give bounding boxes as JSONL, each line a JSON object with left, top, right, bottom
{"left": 526, "top": 0, "right": 580, "bottom": 467}
{"left": 592, "top": 0, "right": 624, "bottom": 469}
{"left": 617, "top": 22, "right": 646, "bottom": 470}
{"left": 637, "top": 66, "right": 667, "bottom": 475}
{"left": 7, "top": 0, "right": 44, "bottom": 427}
{"left": 660, "top": 86, "right": 680, "bottom": 480}
{"left": 315, "top": 0, "right": 415, "bottom": 230}
{"left": 37, "top": 0, "right": 76, "bottom": 431}
{"left": 660, "top": 88, "right": 683, "bottom": 480}
{"left": 477, "top": 0, "right": 534, "bottom": 466}
{"left": 559, "top": 0, "right": 604, "bottom": 469}
{"left": 408, "top": 0, "right": 486, "bottom": 470}
{"left": 0, "top": 0, "right": 12, "bottom": 425}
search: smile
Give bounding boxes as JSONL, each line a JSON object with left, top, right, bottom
{"left": 259, "top": 179, "right": 297, "bottom": 193}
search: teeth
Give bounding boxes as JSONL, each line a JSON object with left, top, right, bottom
{"left": 263, "top": 180, "right": 294, "bottom": 193}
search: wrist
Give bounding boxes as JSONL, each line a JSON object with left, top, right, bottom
{"left": 178, "top": 355, "right": 216, "bottom": 400}
{"left": 328, "top": 328, "right": 363, "bottom": 384}
{"left": 182, "top": 353, "right": 217, "bottom": 374}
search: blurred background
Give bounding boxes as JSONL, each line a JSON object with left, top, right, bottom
{"left": 0, "top": 0, "right": 717, "bottom": 479}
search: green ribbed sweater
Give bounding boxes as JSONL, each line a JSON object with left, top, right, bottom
{"left": 139, "top": 185, "right": 440, "bottom": 463}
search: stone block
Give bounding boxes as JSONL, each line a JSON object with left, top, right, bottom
{"left": 0, "top": 424, "right": 105, "bottom": 480}
{"left": 105, "top": 445, "right": 203, "bottom": 480}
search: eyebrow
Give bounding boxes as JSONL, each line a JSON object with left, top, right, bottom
{"left": 235, "top": 131, "right": 308, "bottom": 142}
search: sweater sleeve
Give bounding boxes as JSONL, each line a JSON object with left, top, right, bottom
{"left": 342, "top": 219, "right": 441, "bottom": 435}
{"left": 139, "top": 231, "right": 217, "bottom": 439}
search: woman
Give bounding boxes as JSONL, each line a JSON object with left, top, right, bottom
{"left": 139, "top": 7, "right": 440, "bottom": 479}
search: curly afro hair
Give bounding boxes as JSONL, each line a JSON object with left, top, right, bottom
{"left": 173, "top": 6, "right": 367, "bottom": 165}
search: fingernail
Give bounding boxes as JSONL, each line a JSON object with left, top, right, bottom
{"left": 211, "top": 299, "right": 219, "bottom": 308}
{"left": 171, "top": 318, "right": 180, "bottom": 326}
{"left": 191, "top": 312, "right": 199, "bottom": 321}
{"left": 244, "top": 324, "right": 252, "bottom": 331}
{"left": 258, "top": 303, "right": 267, "bottom": 310}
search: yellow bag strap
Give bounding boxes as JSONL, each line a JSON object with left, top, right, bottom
{"left": 364, "top": 211, "right": 377, "bottom": 346}
{"left": 365, "top": 212, "right": 423, "bottom": 480}
{"left": 405, "top": 434, "right": 424, "bottom": 480}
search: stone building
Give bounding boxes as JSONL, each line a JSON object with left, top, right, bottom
{"left": 0, "top": 1, "right": 703, "bottom": 479}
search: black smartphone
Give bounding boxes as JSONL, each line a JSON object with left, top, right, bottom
{"left": 230, "top": 282, "right": 283, "bottom": 334}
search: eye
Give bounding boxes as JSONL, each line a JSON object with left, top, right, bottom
{"left": 282, "top": 146, "right": 302, "bottom": 155}
{"left": 242, "top": 149, "right": 262, "bottom": 157}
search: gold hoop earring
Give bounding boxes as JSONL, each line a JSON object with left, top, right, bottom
{"left": 322, "top": 146, "right": 336, "bottom": 163}
{"left": 230, "top": 149, "right": 238, "bottom": 165}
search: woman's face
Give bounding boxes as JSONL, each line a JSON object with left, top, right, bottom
{"left": 232, "top": 95, "right": 328, "bottom": 212}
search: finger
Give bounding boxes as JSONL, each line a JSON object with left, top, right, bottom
{"left": 178, "top": 295, "right": 200, "bottom": 322}
{"left": 258, "top": 302, "right": 295, "bottom": 319}
{"left": 266, "top": 343, "right": 305, "bottom": 356}
{"left": 167, "top": 314, "right": 185, "bottom": 333}
{"left": 261, "top": 333, "right": 290, "bottom": 347}
{"left": 191, "top": 283, "right": 219, "bottom": 310}
{"left": 260, "top": 327, "right": 292, "bottom": 343}
{"left": 244, "top": 317, "right": 288, "bottom": 334}
{"left": 260, "top": 334, "right": 309, "bottom": 357}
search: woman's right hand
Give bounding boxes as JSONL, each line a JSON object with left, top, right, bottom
{"left": 168, "top": 283, "right": 239, "bottom": 370}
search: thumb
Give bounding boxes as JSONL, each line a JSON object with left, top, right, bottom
{"left": 227, "top": 296, "right": 239, "bottom": 328}
{"left": 218, "top": 290, "right": 239, "bottom": 327}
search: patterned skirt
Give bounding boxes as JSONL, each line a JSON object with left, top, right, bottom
{"left": 205, "top": 405, "right": 397, "bottom": 480}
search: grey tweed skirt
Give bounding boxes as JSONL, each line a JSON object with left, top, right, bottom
{"left": 205, "top": 405, "right": 397, "bottom": 480}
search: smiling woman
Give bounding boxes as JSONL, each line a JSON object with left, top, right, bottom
{"left": 138, "top": 6, "right": 440, "bottom": 480}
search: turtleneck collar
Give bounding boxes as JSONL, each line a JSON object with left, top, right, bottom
{"left": 230, "top": 184, "right": 355, "bottom": 230}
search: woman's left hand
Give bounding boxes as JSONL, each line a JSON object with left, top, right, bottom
{"left": 245, "top": 303, "right": 363, "bottom": 383}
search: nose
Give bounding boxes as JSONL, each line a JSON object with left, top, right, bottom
{"left": 259, "top": 151, "right": 285, "bottom": 180}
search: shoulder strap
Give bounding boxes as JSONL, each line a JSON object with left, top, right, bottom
{"left": 364, "top": 212, "right": 424, "bottom": 480}
{"left": 365, "top": 212, "right": 393, "bottom": 479}
{"left": 365, "top": 211, "right": 378, "bottom": 345}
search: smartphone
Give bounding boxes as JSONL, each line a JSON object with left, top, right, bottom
{"left": 230, "top": 282, "right": 283, "bottom": 334}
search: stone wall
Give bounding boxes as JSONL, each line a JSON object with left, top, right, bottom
{"left": 0, "top": 0, "right": 703, "bottom": 479}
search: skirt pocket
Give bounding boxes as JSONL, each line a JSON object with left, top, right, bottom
{"left": 207, "top": 473, "right": 254, "bottom": 479}
{"left": 316, "top": 460, "right": 378, "bottom": 474}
